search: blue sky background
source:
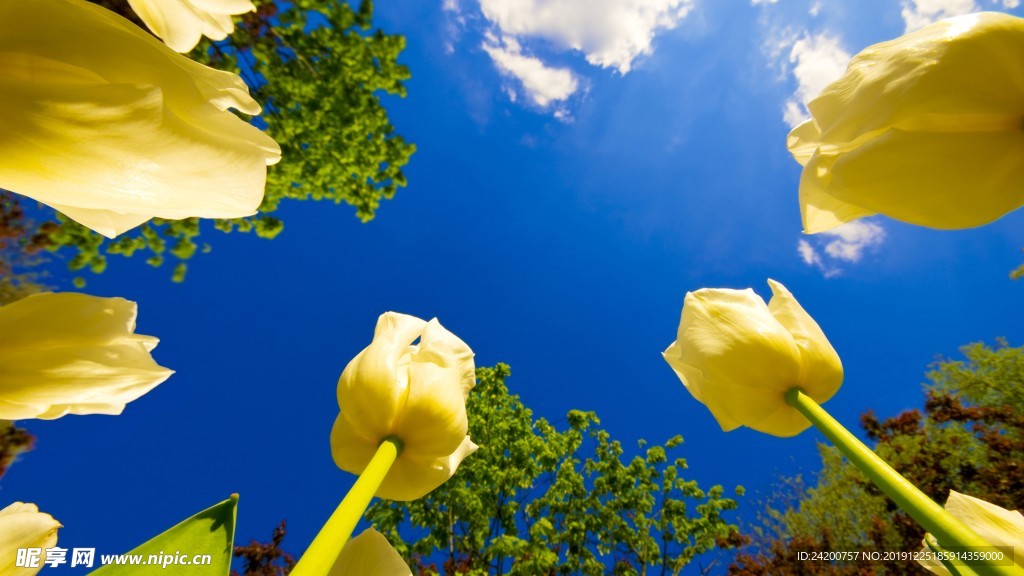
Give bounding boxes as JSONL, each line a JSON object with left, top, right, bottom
{"left": 6, "top": 0, "right": 1024, "bottom": 572}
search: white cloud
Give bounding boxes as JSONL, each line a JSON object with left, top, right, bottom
{"left": 798, "top": 239, "right": 823, "bottom": 267}
{"left": 821, "top": 221, "right": 886, "bottom": 262}
{"left": 901, "top": 0, "right": 976, "bottom": 32}
{"left": 482, "top": 37, "right": 579, "bottom": 108}
{"left": 901, "top": 0, "right": 1018, "bottom": 32}
{"left": 782, "top": 32, "right": 850, "bottom": 127}
{"left": 752, "top": 0, "right": 779, "bottom": 4}
{"left": 478, "top": 0, "right": 693, "bottom": 74}
{"left": 798, "top": 220, "right": 886, "bottom": 276}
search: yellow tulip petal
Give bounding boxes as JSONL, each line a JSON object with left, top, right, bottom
{"left": 676, "top": 288, "right": 801, "bottom": 394}
{"left": 712, "top": 383, "right": 814, "bottom": 436}
{"left": 798, "top": 151, "right": 878, "bottom": 234}
{"left": 128, "top": 0, "right": 255, "bottom": 53}
{"left": 808, "top": 13, "right": 1024, "bottom": 148}
{"left": 329, "top": 412, "right": 380, "bottom": 480}
{"left": 0, "top": 0, "right": 280, "bottom": 238}
{"left": 333, "top": 313, "right": 478, "bottom": 499}
{"left": 0, "top": 502, "right": 60, "bottom": 576}
{"left": 786, "top": 119, "right": 823, "bottom": 166}
{"left": 0, "top": 293, "right": 172, "bottom": 420}
{"left": 824, "top": 128, "right": 1024, "bottom": 229}
{"left": 788, "top": 12, "right": 1024, "bottom": 232}
{"left": 337, "top": 313, "right": 426, "bottom": 443}
{"left": 328, "top": 528, "right": 411, "bottom": 576}
{"left": 662, "top": 345, "right": 740, "bottom": 432}
{"left": 665, "top": 282, "right": 842, "bottom": 437}
{"left": 393, "top": 361, "right": 469, "bottom": 460}
{"left": 919, "top": 491, "right": 1024, "bottom": 574}
{"left": 766, "top": 280, "right": 843, "bottom": 403}
{"left": 392, "top": 319, "right": 474, "bottom": 459}
{"left": 375, "top": 435, "right": 479, "bottom": 502}
{"left": 944, "top": 491, "right": 1024, "bottom": 567}
{"left": 414, "top": 318, "right": 477, "bottom": 400}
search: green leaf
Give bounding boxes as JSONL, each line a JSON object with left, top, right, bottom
{"left": 90, "top": 495, "right": 238, "bottom": 576}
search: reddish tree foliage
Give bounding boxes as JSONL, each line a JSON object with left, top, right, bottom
{"left": 232, "top": 521, "right": 296, "bottom": 576}
{"left": 729, "top": 393, "right": 1024, "bottom": 575}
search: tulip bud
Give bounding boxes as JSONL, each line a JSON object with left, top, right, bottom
{"left": 331, "top": 312, "right": 477, "bottom": 501}
{"left": 0, "top": 502, "right": 60, "bottom": 576}
{"left": 663, "top": 280, "right": 843, "bottom": 437}
{"left": 0, "top": 293, "right": 173, "bottom": 420}
{"left": 0, "top": 0, "right": 281, "bottom": 239}
{"left": 127, "top": 0, "right": 256, "bottom": 53}
{"left": 919, "top": 491, "right": 1024, "bottom": 575}
{"left": 787, "top": 12, "right": 1024, "bottom": 233}
{"left": 328, "top": 528, "right": 412, "bottom": 576}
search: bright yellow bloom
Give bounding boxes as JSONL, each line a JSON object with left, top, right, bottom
{"left": 0, "top": 293, "right": 173, "bottom": 420}
{"left": 0, "top": 502, "right": 60, "bottom": 576}
{"left": 328, "top": 528, "right": 411, "bottom": 576}
{"left": 331, "top": 312, "right": 477, "bottom": 501}
{"left": 663, "top": 280, "right": 843, "bottom": 437}
{"left": 787, "top": 12, "right": 1024, "bottom": 234}
{"left": 919, "top": 491, "right": 1024, "bottom": 575}
{"left": 127, "top": 0, "right": 256, "bottom": 53}
{"left": 0, "top": 0, "right": 281, "bottom": 239}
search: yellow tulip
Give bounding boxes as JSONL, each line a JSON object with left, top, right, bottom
{"left": 331, "top": 312, "right": 477, "bottom": 501}
{"left": 0, "top": 293, "right": 173, "bottom": 420}
{"left": 663, "top": 279, "right": 843, "bottom": 437}
{"left": 919, "top": 491, "right": 1024, "bottom": 575}
{"left": 787, "top": 12, "right": 1024, "bottom": 233}
{"left": 328, "top": 528, "right": 411, "bottom": 576}
{"left": 127, "top": 0, "right": 256, "bottom": 53}
{"left": 0, "top": 0, "right": 281, "bottom": 239}
{"left": 0, "top": 502, "right": 60, "bottom": 576}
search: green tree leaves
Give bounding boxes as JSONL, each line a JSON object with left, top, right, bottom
{"left": 367, "top": 364, "right": 743, "bottom": 575}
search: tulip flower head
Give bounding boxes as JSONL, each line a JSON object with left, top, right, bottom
{"left": 0, "top": 0, "right": 281, "bottom": 238}
{"left": 0, "top": 292, "right": 173, "bottom": 420}
{"left": 0, "top": 502, "right": 60, "bottom": 576}
{"left": 127, "top": 0, "right": 256, "bottom": 53}
{"left": 663, "top": 280, "right": 843, "bottom": 437}
{"left": 788, "top": 12, "right": 1024, "bottom": 233}
{"left": 328, "top": 528, "right": 412, "bottom": 576}
{"left": 919, "top": 491, "right": 1024, "bottom": 575}
{"left": 331, "top": 312, "right": 477, "bottom": 501}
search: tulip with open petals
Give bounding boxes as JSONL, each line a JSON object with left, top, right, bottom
{"left": 328, "top": 528, "right": 411, "bottom": 576}
{"left": 0, "top": 0, "right": 281, "bottom": 238}
{"left": 127, "top": 0, "right": 256, "bottom": 53}
{"left": 0, "top": 502, "right": 60, "bottom": 576}
{"left": 918, "top": 491, "right": 1024, "bottom": 575}
{"left": 0, "top": 293, "right": 173, "bottom": 420}
{"left": 663, "top": 280, "right": 843, "bottom": 437}
{"left": 331, "top": 312, "right": 477, "bottom": 501}
{"left": 788, "top": 12, "right": 1024, "bottom": 233}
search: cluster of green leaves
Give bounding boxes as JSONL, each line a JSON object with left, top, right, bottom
{"left": 367, "top": 364, "right": 744, "bottom": 576}
{"left": 43, "top": 0, "right": 414, "bottom": 282}
{"left": 729, "top": 341, "right": 1024, "bottom": 576}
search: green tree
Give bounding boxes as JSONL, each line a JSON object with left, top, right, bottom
{"left": 367, "top": 364, "right": 745, "bottom": 576}
{"left": 25, "top": 0, "right": 415, "bottom": 282}
{"left": 729, "top": 340, "right": 1024, "bottom": 576}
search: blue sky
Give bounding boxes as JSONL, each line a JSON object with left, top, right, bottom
{"left": 6, "top": 0, "right": 1024, "bottom": 572}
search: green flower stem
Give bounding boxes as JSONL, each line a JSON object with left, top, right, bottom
{"left": 785, "top": 388, "right": 1023, "bottom": 576}
{"left": 290, "top": 437, "right": 403, "bottom": 576}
